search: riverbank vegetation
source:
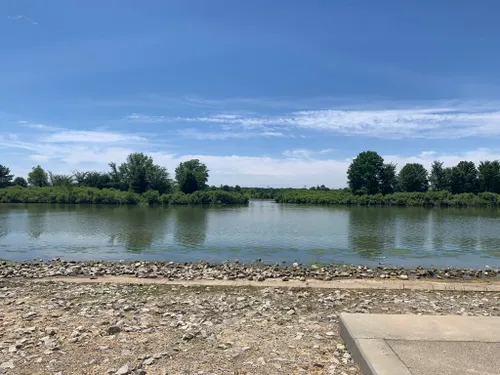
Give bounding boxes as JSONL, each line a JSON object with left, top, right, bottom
{"left": 276, "top": 150, "right": 500, "bottom": 206}
{"left": 2, "top": 150, "right": 500, "bottom": 206}
{"left": 0, "top": 153, "right": 248, "bottom": 205}
{"left": 275, "top": 190, "right": 500, "bottom": 206}
{"left": 0, "top": 186, "right": 249, "bottom": 205}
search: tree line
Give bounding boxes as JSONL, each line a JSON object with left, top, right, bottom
{"left": 347, "top": 150, "right": 500, "bottom": 195}
{"left": 2, "top": 150, "right": 500, "bottom": 202}
{"left": 0, "top": 153, "right": 210, "bottom": 195}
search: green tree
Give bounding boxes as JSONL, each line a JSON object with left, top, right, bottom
{"left": 148, "top": 164, "right": 172, "bottom": 194}
{"left": 109, "top": 153, "right": 172, "bottom": 194}
{"left": 398, "top": 163, "right": 429, "bottom": 192}
{"left": 12, "top": 177, "right": 28, "bottom": 187}
{"left": 347, "top": 151, "right": 384, "bottom": 194}
{"left": 429, "top": 161, "right": 449, "bottom": 191}
{"left": 27, "top": 165, "right": 49, "bottom": 187}
{"left": 0, "top": 164, "right": 13, "bottom": 188}
{"left": 49, "top": 172, "right": 74, "bottom": 187}
{"left": 447, "top": 161, "right": 479, "bottom": 194}
{"left": 478, "top": 160, "right": 500, "bottom": 193}
{"left": 379, "top": 163, "right": 398, "bottom": 194}
{"left": 175, "top": 159, "right": 209, "bottom": 194}
{"left": 74, "top": 171, "right": 111, "bottom": 189}
{"left": 347, "top": 151, "right": 395, "bottom": 194}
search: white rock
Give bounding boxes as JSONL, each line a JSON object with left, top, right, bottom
{"left": 143, "top": 357, "right": 155, "bottom": 365}
{"left": 115, "top": 364, "right": 131, "bottom": 375}
{"left": 0, "top": 360, "right": 14, "bottom": 369}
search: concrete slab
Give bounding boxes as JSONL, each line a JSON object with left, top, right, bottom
{"left": 339, "top": 314, "right": 500, "bottom": 375}
{"left": 387, "top": 340, "right": 500, "bottom": 375}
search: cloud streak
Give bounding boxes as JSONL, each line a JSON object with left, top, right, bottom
{"left": 178, "top": 106, "right": 500, "bottom": 139}
{"left": 126, "top": 113, "right": 165, "bottom": 123}
{"left": 8, "top": 15, "right": 38, "bottom": 25}
{"left": 282, "top": 148, "right": 335, "bottom": 159}
{"left": 4, "top": 121, "right": 500, "bottom": 187}
{"left": 178, "top": 128, "right": 285, "bottom": 140}
{"left": 42, "top": 130, "right": 146, "bottom": 143}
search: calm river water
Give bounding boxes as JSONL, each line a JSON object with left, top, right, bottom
{"left": 1, "top": 201, "right": 500, "bottom": 267}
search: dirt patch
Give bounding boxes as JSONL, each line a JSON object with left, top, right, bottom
{"left": 39, "top": 275, "right": 500, "bottom": 291}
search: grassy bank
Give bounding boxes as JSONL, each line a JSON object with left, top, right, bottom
{"left": 275, "top": 189, "right": 500, "bottom": 206}
{"left": 0, "top": 186, "right": 249, "bottom": 205}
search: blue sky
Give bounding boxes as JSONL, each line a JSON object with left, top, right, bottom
{"left": 2, "top": 0, "right": 500, "bottom": 187}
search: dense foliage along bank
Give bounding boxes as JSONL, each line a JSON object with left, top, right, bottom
{"left": 0, "top": 186, "right": 249, "bottom": 205}
{"left": 275, "top": 190, "right": 500, "bottom": 206}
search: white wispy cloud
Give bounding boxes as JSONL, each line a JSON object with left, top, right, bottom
{"left": 20, "top": 122, "right": 65, "bottom": 132}
{"left": 43, "top": 130, "right": 146, "bottom": 143}
{"left": 5, "top": 113, "right": 500, "bottom": 187}
{"left": 178, "top": 128, "right": 285, "bottom": 140}
{"left": 8, "top": 15, "right": 38, "bottom": 25}
{"left": 282, "top": 148, "right": 336, "bottom": 159}
{"left": 29, "top": 154, "right": 51, "bottom": 162}
{"left": 4, "top": 122, "right": 500, "bottom": 187}
{"left": 126, "top": 113, "right": 165, "bottom": 123}
{"left": 178, "top": 106, "right": 500, "bottom": 139}
{"left": 180, "top": 114, "right": 272, "bottom": 129}
{"left": 319, "top": 148, "right": 335, "bottom": 154}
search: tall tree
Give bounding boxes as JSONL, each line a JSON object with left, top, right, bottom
{"left": 347, "top": 151, "right": 395, "bottom": 194}
{"left": 429, "top": 161, "right": 449, "bottom": 191}
{"left": 12, "top": 177, "right": 28, "bottom": 188}
{"left": 175, "top": 159, "right": 209, "bottom": 194}
{"left": 74, "top": 171, "right": 111, "bottom": 189}
{"left": 27, "top": 165, "right": 49, "bottom": 187}
{"left": 347, "top": 151, "right": 384, "bottom": 194}
{"left": 49, "top": 172, "right": 74, "bottom": 187}
{"left": 147, "top": 164, "right": 172, "bottom": 194}
{"left": 109, "top": 153, "right": 172, "bottom": 194}
{"left": 379, "top": 163, "right": 398, "bottom": 194}
{"left": 0, "top": 164, "right": 13, "bottom": 188}
{"left": 398, "top": 163, "right": 429, "bottom": 192}
{"left": 447, "top": 161, "right": 479, "bottom": 194}
{"left": 478, "top": 160, "right": 500, "bottom": 193}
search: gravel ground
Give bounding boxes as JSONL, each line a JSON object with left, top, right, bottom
{"left": 1, "top": 279, "right": 499, "bottom": 375}
{"left": 1, "top": 260, "right": 498, "bottom": 281}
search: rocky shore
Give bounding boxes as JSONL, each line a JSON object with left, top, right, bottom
{"left": 1, "top": 260, "right": 499, "bottom": 374}
{"left": 1, "top": 277, "right": 499, "bottom": 375}
{"left": 0, "top": 259, "right": 498, "bottom": 281}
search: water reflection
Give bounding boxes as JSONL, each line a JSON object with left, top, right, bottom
{"left": 348, "top": 208, "right": 392, "bottom": 258}
{"left": 174, "top": 206, "right": 208, "bottom": 247}
{"left": 105, "top": 206, "right": 171, "bottom": 251}
{"left": 0, "top": 203, "right": 500, "bottom": 267}
{"left": 0, "top": 218, "right": 8, "bottom": 238}
{"left": 393, "top": 208, "right": 430, "bottom": 254}
{"left": 27, "top": 205, "right": 49, "bottom": 239}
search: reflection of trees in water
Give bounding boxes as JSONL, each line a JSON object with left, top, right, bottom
{"left": 348, "top": 207, "right": 490, "bottom": 259}
{"left": 427, "top": 208, "right": 482, "bottom": 255}
{"left": 173, "top": 206, "right": 208, "bottom": 247}
{"left": 26, "top": 205, "right": 50, "bottom": 239}
{"left": 393, "top": 207, "right": 430, "bottom": 252}
{"left": 107, "top": 206, "right": 171, "bottom": 251}
{"left": 0, "top": 220, "right": 8, "bottom": 238}
{"left": 348, "top": 207, "right": 396, "bottom": 258}
{"left": 24, "top": 204, "right": 79, "bottom": 239}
